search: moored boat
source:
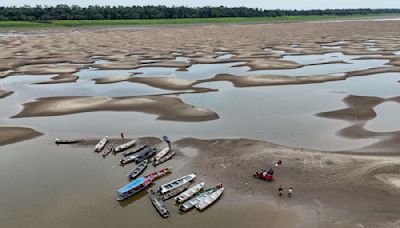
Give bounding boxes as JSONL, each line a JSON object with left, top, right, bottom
{"left": 55, "top": 138, "right": 83, "bottom": 144}
{"left": 149, "top": 189, "right": 170, "bottom": 218}
{"left": 160, "top": 182, "right": 190, "bottom": 201}
{"left": 114, "top": 139, "right": 136, "bottom": 153}
{"left": 195, "top": 188, "right": 224, "bottom": 211}
{"left": 116, "top": 177, "right": 153, "bottom": 201}
{"left": 102, "top": 145, "right": 114, "bottom": 158}
{"left": 94, "top": 136, "right": 108, "bottom": 152}
{"left": 123, "top": 145, "right": 147, "bottom": 157}
{"left": 152, "top": 151, "right": 175, "bottom": 167}
{"left": 152, "top": 147, "right": 170, "bottom": 162}
{"left": 121, "top": 147, "right": 156, "bottom": 165}
{"left": 179, "top": 188, "right": 217, "bottom": 212}
{"left": 127, "top": 160, "right": 148, "bottom": 180}
{"left": 159, "top": 174, "right": 196, "bottom": 194}
{"left": 144, "top": 167, "right": 172, "bottom": 180}
{"left": 175, "top": 182, "right": 205, "bottom": 203}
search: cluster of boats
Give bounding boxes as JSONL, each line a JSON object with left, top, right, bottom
{"left": 55, "top": 135, "right": 224, "bottom": 218}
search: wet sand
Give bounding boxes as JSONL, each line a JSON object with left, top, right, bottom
{"left": 13, "top": 95, "right": 219, "bottom": 121}
{"left": 1, "top": 20, "right": 400, "bottom": 228}
{"left": 0, "top": 87, "right": 13, "bottom": 98}
{"left": 0, "top": 126, "right": 42, "bottom": 146}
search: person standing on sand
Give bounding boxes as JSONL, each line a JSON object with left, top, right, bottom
{"left": 120, "top": 132, "right": 124, "bottom": 141}
{"left": 288, "top": 187, "right": 293, "bottom": 197}
{"left": 278, "top": 185, "right": 283, "bottom": 197}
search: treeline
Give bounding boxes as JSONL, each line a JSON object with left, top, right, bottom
{"left": 0, "top": 5, "right": 399, "bottom": 21}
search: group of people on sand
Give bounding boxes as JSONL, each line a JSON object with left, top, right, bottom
{"left": 274, "top": 160, "right": 294, "bottom": 197}
{"left": 278, "top": 185, "right": 293, "bottom": 197}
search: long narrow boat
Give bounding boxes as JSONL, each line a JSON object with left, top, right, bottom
{"left": 123, "top": 145, "right": 147, "bottom": 157}
{"left": 159, "top": 174, "right": 196, "bottom": 194}
{"left": 195, "top": 188, "right": 224, "bottom": 211}
{"left": 116, "top": 177, "right": 154, "bottom": 201}
{"left": 175, "top": 182, "right": 205, "bottom": 203}
{"left": 144, "top": 167, "right": 172, "bottom": 180}
{"left": 152, "top": 151, "right": 175, "bottom": 167}
{"left": 127, "top": 160, "right": 148, "bottom": 180}
{"left": 116, "top": 167, "right": 172, "bottom": 201}
{"left": 55, "top": 138, "right": 83, "bottom": 144}
{"left": 179, "top": 188, "right": 217, "bottom": 212}
{"left": 161, "top": 182, "right": 190, "bottom": 201}
{"left": 102, "top": 145, "right": 114, "bottom": 158}
{"left": 149, "top": 189, "right": 170, "bottom": 218}
{"left": 94, "top": 136, "right": 108, "bottom": 152}
{"left": 114, "top": 139, "right": 136, "bottom": 153}
{"left": 152, "top": 147, "right": 170, "bottom": 162}
{"left": 120, "top": 147, "right": 156, "bottom": 165}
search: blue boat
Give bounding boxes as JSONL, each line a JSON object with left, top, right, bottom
{"left": 117, "top": 177, "right": 153, "bottom": 201}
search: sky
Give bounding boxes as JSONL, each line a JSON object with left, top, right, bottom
{"left": 1, "top": 0, "right": 400, "bottom": 9}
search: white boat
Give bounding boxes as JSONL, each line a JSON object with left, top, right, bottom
{"left": 94, "top": 136, "right": 108, "bottom": 152}
{"left": 152, "top": 147, "right": 170, "bottom": 162}
{"left": 114, "top": 139, "right": 136, "bottom": 153}
{"left": 179, "top": 188, "right": 217, "bottom": 212}
{"left": 196, "top": 188, "right": 224, "bottom": 211}
{"left": 175, "top": 182, "right": 205, "bottom": 203}
{"left": 159, "top": 174, "right": 196, "bottom": 194}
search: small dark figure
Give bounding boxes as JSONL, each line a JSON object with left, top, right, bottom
{"left": 276, "top": 160, "right": 282, "bottom": 167}
{"left": 216, "top": 183, "right": 223, "bottom": 189}
{"left": 278, "top": 185, "right": 283, "bottom": 197}
{"left": 288, "top": 187, "right": 293, "bottom": 197}
{"left": 120, "top": 132, "right": 124, "bottom": 141}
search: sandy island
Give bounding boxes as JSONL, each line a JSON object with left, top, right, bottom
{"left": 12, "top": 95, "right": 219, "bottom": 122}
{"left": 0, "top": 126, "right": 43, "bottom": 146}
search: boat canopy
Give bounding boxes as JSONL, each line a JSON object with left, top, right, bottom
{"left": 118, "top": 177, "right": 145, "bottom": 194}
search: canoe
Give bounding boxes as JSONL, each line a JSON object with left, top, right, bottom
{"left": 102, "top": 145, "right": 114, "bottom": 158}
{"left": 175, "top": 182, "right": 205, "bottom": 203}
{"left": 55, "top": 138, "right": 83, "bottom": 144}
{"left": 123, "top": 145, "right": 147, "bottom": 157}
{"left": 196, "top": 188, "right": 224, "bottom": 211}
{"left": 160, "top": 182, "right": 190, "bottom": 201}
{"left": 152, "top": 152, "right": 175, "bottom": 167}
{"left": 152, "top": 147, "right": 170, "bottom": 162}
{"left": 158, "top": 174, "right": 196, "bottom": 194}
{"left": 94, "top": 136, "right": 108, "bottom": 152}
{"left": 179, "top": 188, "right": 217, "bottom": 212}
{"left": 116, "top": 177, "right": 153, "bottom": 201}
{"left": 149, "top": 189, "right": 169, "bottom": 218}
{"left": 120, "top": 147, "right": 156, "bottom": 165}
{"left": 114, "top": 139, "right": 136, "bottom": 153}
{"left": 144, "top": 167, "right": 172, "bottom": 181}
{"left": 127, "top": 160, "right": 148, "bottom": 180}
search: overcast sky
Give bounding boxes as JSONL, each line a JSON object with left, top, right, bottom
{"left": 2, "top": 0, "right": 400, "bottom": 9}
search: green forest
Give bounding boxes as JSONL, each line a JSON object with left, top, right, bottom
{"left": 0, "top": 5, "right": 399, "bottom": 21}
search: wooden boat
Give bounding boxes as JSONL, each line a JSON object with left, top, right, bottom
{"left": 102, "top": 145, "right": 114, "bottom": 158}
{"left": 152, "top": 152, "right": 175, "bottom": 167}
{"left": 121, "top": 147, "right": 156, "bottom": 165}
{"left": 175, "top": 182, "right": 205, "bottom": 203}
{"left": 94, "top": 136, "right": 108, "bottom": 152}
{"left": 152, "top": 147, "right": 170, "bottom": 162}
{"left": 114, "top": 139, "right": 136, "bottom": 153}
{"left": 158, "top": 174, "right": 196, "bottom": 194}
{"left": 196, "top": 188, "right": 224, "bottom": 211}
{"left": 123, "top": 145, "right": 147, "bottom": 157}
{"left": 127, "top": 160, "right": 148, "bottom": 180}
{"left": 144, "top": 167, "right": 172, "bottom": 180}
{"left": 179, "top": 188, "right": 217, "bottom": 212}
{"left": 160, "top": 182, "right": 190, "bottom": 201}
{"left": 116, "top": 177, "right": 154, "bottom": 201}
{"left": 55, "top": 138, "right": 83, "bottom": 144}
{"left": 149, "top": 189, "right": 169, "bottom": 218}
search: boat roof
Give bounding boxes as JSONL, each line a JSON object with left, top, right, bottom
{"left": 118, "top": 177, "right": 145, "bottom": 194}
